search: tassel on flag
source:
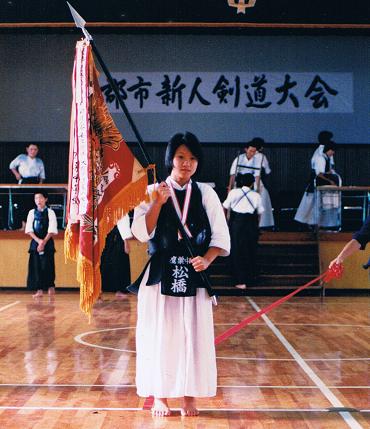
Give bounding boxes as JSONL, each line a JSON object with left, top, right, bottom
{"left": 64, "top": 39, "right": 153, "bottom": 317}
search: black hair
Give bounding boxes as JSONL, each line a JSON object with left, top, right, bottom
{"left": 244, "top": 137, "right": 265, "bottom": 150}
{"left": 165, "top": 132, "right": 203, "bottom": 174}
{"left": 318, "top": 130, "right": 333, "bottom": 145}
{"left": 26, "top": 143, "right": 39, "bottom": 148}
{"left": 236, "top": 173, "right": 255, "bottom": 188}
{"left": 34, "top": 190, "right": 48, "bottom": 199}
{"left": 323, "top": 141, "right": 336, "bottom": 153}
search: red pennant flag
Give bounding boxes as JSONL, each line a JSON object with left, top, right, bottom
{"left": 65, "top": 39, "right": 153, "bottom": 316}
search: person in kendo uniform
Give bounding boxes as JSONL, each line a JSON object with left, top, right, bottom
{"left": 130, "top": 132, "right": 230, "bottom": 417}
{"left": 228, "top": 138, "right": 274, "bottom": 228}
{"left": 25, "top": 191, "right": 58, "bottom": 299}
{"left": 295, "top": 132, "right": 341, "bottom": 228}
{"left": 223, "top": 173, "right": 264, "bottom": 290}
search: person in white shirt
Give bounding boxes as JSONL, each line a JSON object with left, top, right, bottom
{"left": 25, "top": 191, "right": 58, "bottom": 299}
{"left": 9, "top": 144, "right": 46, "bottom": 229}
{"left": 223, "top": 173, "right": 264, "bottom": 289}
{"left": 228, "top": 138, "right": 274, "bottom": 228}
{"left": 295, "top": 133, "right": 341, "bottom": 228}
{"left": 131, "top": 132, "right": 230, "bottom": 417}
{"left": 9, "top": 143, "right": 45, "bottom": 184}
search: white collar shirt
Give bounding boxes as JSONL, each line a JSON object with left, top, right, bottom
{"left": 9, "top": 154, "right": 46, "bottom": 179}
{"left": 223, "top": 186, "right": 264, "bottom": 215}
{"left": 229, "top": 154, "right": 260, "bottom": 177}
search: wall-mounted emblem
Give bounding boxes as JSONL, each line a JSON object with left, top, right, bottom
{"left": 227, "top": 0, "right": 257, "bottom": 14}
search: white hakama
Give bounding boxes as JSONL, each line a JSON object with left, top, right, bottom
{"left": 295, "top": 191, "right": 341, "bottom": 227}
{"left": 132, "top": 181, "right": 230, "bottom": 398}
{"left": 136, "top": 270, "right": 216, "bottom": 397}
{"left": 295, "top": 146, "right": 341, "bottom": 227}
{"left": 259, "top": 182, "right": 274, "bottom": 228}
{"left": 295, "top": 192, "right": 315, "bottom": 225}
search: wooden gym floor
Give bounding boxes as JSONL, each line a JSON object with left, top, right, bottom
{"left": 0, "top": 291, "right": 368, "bottom": 429}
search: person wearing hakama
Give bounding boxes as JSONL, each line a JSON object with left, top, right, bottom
{"left": 295, "top": 136, "right": 341, "bottom": 228}
{"left": 223, "top": 173, "right": 264, "bottom": 289}
{"left": 25, "top": 191, "right": 58, "bottom": 299}
{"left": 131, "top": 132, "right": 230, "bottom": 417}
{"left": 229, "top": 138, "right": 274, "bottom": 228}
{"left": 99, "top": 214, "right": 132, "bottom": 301}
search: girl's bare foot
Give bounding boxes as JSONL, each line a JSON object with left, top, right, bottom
{"left": 151, "top": 398, "right": 171, "bottom": 417}
{"left": 180, "top": 396, "right": 199, "bottom": 417}
{"left": 32, "top": 290, "right": 43, "bottom": 299}
{"left": 48, "top": 287, "right": 55, "bottom": 295}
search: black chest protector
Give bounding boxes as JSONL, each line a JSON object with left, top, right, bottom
{"left": 33, "top": 209, "right": 49, "bottom": 239}
{"left": 131, "top": 182, "right": 212, "bottom": 297}
{"left": 29, "top": 209, "right": 55, "bottom": 253}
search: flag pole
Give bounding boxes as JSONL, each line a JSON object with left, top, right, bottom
{"left": 66, "top": 2, "right": 216, "bottom": 298}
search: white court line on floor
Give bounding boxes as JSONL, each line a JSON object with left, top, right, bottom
{"left": 0, "top": 383, "right": 368, "bottom": 389}
{"left": 0, "top": 301, "right": 20, "bottom": 313}
{"left": 248, "top": 297, "right": 364, "bottom": 429}
{"left": 74, "top": 326, "right": 370, "bottom": 360}
{"left": 0, "top": 406, "right": 367, "bottom": 413}
{"left": 74, "top": 327, "right": 135, "bottom": 353}
{"left": 217, "top": 356, "right": 370, "bottom": 361}
{"left": 0, "top": 384, "right": 136, "bottom": 388}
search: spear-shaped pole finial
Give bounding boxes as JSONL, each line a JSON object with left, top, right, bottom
{"left": 67, "top": 2, "right": 93, "bottom": 41}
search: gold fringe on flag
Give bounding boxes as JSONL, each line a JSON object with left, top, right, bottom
{"left": 98, "top": 165, "right": 154, "bottom": 245}
{"left": 65, "top": 163, "right": 155, "bottom": 318}
{"left": 77, "top": 255, "right": 100, "bottom": 321}
{"left": 64, "top": 222, "right": 79, "bottom": 262}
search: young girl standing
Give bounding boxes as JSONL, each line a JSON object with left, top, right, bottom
{"left": 25, "top": 191, "right": 58, "bottom": 299}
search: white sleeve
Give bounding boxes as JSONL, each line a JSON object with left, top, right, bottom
{"left": 229, "top": 157, "right": 238, "bottom": 175}
{"left": 47, "top": 209, "right": 58, "bottom": 234}
{"left": 314, "top": 156, "right": 326, "bottom": 175}
{"left": 222, "top": 191, "right": 233, "bottom": 210}
{"left": 117, "top": 214, "right": 133, "bottom": 240}
{"left": 262, "top": 156, "right": 271, "bottom": 175}
{"left": 9, "top": 155, "right": 21, "bottom": 170}
{"left": 199, "top": 183, "right": 230, "bottom": 257}
{"left": 39, "top": 160, "right": 46, "bottom": 180}
{"left": 25, "top": 209, "right": 35, "bottom": 234}
{"left": 131, "top": 185, "right": 156, "bottom": 243}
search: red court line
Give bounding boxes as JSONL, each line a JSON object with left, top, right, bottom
{"left": 143, "top": 395, "right": 154, "bottom": 410}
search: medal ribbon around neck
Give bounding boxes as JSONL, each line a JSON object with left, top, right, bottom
{"left": 166, "top": 178, "right": 193, "bottom": 240}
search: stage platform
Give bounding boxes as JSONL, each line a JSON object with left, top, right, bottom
{"left": 0, "top": 231, "right": 368, "bottom": 291}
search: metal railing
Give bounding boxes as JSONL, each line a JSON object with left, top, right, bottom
{"left": 315, "top": 186, "right": 370, "bottom": 231}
